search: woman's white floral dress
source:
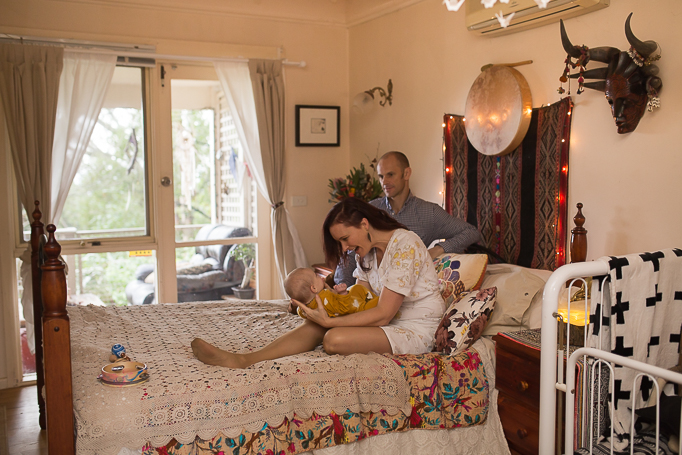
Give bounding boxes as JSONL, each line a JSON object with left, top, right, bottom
{"left": 353, "top": 229, "right": 446, "bottom": 354}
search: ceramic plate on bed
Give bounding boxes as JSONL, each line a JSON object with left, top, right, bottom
{"left": 98, "top": 361, "right": 149, "bottom": 387}
{"left": 99, "top": 372, "right": 150, "bottom": 387}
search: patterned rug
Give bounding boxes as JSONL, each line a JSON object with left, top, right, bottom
{"left": 443, "top": 97, "right": 573, "bottom": 271}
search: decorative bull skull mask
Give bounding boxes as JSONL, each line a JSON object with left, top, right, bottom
{"left": 559, "top": 13, "right": 662, "bottom": 134}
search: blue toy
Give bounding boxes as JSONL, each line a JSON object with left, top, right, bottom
{"left": 111, "top": 344, "right": 126, "bottom": 358}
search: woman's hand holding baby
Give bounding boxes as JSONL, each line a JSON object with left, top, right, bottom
{"left": 292, "top": 295, "right": 334, "bottom": 328}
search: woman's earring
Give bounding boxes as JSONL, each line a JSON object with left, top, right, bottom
{"left": 367, "top": 232, "right": 372, "bottom": 242}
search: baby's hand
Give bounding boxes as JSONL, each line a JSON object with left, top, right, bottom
{"left": 333, "top": 283, "right": 348, "bottom": 295}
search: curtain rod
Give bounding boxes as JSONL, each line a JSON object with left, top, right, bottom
{"left": 0, "top": 34, "right": 306, "bottom": 67}
{"left": 66, "top": 47, "right": 307, "bottom": 67}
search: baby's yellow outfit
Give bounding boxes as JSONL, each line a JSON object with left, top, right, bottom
{"left": 297, "top": 284, "right": 378, "bottom": 319}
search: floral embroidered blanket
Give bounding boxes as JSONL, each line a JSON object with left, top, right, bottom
{"left": 144, "top": 350, "right": 489, "bottom": 455}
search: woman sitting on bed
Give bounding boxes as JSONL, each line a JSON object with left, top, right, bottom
{"left": 191, "top": 198, "right": 445, "bottom": 368}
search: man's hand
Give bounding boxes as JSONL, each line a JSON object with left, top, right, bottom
{"left": 333, "top": 283, "right": 348, "bottom": 295}
{"left": 428, "top": 245, "right": 445, "bottom": 260}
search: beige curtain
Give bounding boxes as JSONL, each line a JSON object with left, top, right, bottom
{"left": 248, "top": 60, "right": 307, "bottom": 294}
{"left": 0, "top": 43, "right": 64, "bottom": 352}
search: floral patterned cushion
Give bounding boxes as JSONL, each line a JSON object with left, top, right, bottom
{"left": 433, "top": 287, "right": 497, "bottom": 355}
{"left": 432, "top": 253, "right": 488, "bottom": 306}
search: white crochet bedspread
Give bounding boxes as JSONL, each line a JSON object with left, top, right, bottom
{"left": 68, "top": 300, "right": 411, "bottom": 455}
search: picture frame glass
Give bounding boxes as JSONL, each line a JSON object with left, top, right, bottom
{"left": 296, "top": 105, "right": 339, "bottom": 146}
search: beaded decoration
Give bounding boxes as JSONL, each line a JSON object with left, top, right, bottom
{"left": 627, "top": 45, "right": 661, "bottom": 67}
{"left": 558, "top": 45, "right": 589, "bottom": 95}
{"left": 493, "top": 158, "right": 501, "bottom": 255}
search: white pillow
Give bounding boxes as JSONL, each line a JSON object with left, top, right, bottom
{"left": 480, "top": 263, "right": 548, "bottom": 336}
{"left": 522, "top": 283, "right": 580, "bottom": 330}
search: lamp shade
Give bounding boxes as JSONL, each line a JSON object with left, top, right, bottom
{"left": 352, "top": 92, "right": 375, "bottom": 114}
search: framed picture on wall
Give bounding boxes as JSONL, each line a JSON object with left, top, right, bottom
{"left": 295, "top": 105, "right": 340, "bottom": 146}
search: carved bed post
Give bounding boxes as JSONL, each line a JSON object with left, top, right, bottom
{"left": 29, "top": 200, "right": 46, "bottom": 430}
{"left": 570, "top": 203, "right": 587, "bottom": 263}
{"left": 41, "top": 224, "right": 75, "bottom": 454}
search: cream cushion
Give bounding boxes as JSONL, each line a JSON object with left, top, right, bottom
{"left": 480, "top": 263, "right": 550, "bottom": 336}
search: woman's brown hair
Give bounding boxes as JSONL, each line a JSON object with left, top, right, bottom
{"left": 322, "top": 198, "right": 406, "bottom": 269}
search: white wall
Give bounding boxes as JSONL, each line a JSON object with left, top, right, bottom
{"left": 349, "top": 0, "right": 682, "bottom": 260}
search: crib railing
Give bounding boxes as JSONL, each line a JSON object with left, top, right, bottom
{"left": 539, "top": 261, "right": 609, "bottom": 453}
{"left": 538, "top": 261, "right": 682, "bottom": 454}
{"left": 565, "top": 348, "right": 682, "bottom": 455}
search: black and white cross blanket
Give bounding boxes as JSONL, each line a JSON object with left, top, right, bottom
{"left": 588, "top": 248, "right": 682, "bottom": 452}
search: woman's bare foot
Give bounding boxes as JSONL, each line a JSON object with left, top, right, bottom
{"left": 191, "top": 338, "right": 250, "bottom": 368}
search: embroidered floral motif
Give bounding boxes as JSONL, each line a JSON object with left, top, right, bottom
{"left": 148, "top": 351, "right": 489, "bottom": 455}
{"left": 433, "top": 287, "right": 497, "bottom": 356}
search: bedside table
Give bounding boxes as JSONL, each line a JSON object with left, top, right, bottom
{"left": 494, "top": 330, "right": 576, "bottom": 455}
{"left": 494, "top": 332, "right": 542, "bottom": 455}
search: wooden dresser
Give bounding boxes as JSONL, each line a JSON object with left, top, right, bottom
{"left": 494, "top": 333, "right": 542, "bottom": 455}
{"left": 495, "top": 331, "right": 576, "bottom": 455}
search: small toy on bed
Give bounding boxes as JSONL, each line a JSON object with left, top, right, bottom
{"left": 100, "top": 344, "right": 149, "bottom": 386}
{"left": 109, "top": 343, "right": 131, "bottom": 362}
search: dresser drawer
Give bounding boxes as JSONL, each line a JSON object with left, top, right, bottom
{"left": 495, "top": 344, "right": 540, "bottom": 407}
{"left": 498, "top": 392, "right": 539, "bottom": 455}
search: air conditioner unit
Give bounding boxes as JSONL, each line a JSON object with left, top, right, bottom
{"left": 466, "top": 0, "right": 609, "bottom": 36}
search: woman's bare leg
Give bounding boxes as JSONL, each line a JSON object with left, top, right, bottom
{"left": 192, "top": 320, "right": 327, "bottom": 368}
{"left": 322, "top": 327, "right": 392, "bottom": 355}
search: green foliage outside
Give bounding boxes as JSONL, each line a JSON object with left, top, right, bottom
{"left": 172, "top": 109, "right": 214, "bottom": 241}
{"left": 52, "top": 106, "right": 216, "bottom": 305}
{"left": 59, "top": 108, "right": 147, "bottom": 234}
{"left": 230, "top": 243, "right": 256, "bottom": 266}
{"left": 71, "top": 252, "right": 153, "bottom": 306}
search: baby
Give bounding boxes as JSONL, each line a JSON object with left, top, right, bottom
{"left": 284, "top": 267, "right": 378, "bottom": 319}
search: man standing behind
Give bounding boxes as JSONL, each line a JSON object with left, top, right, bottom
{"left": 334, "top": 151, "right": 481, "bottom": 286}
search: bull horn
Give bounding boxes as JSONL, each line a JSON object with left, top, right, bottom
{"left": 625, "top": 13, "right": 658, "bottom": 59}
{"left": 583, "top": 81, "right": 606, "bottom": 92}
{"left": 560, "top": 19, "right": 583, "bottom": 59}
{"left": 588, "top": 46, "right": 621, "bottom": 64}
{"left": 569, "top": 68, "right": 609, "bottom": 80}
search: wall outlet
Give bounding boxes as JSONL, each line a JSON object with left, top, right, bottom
{"left": 291, "top": 195, "right": 307, "bottom": 207}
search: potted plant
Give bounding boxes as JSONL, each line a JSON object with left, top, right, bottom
{"left": 231, "top": 243, "right": 256, "bottom": 299}
{"left": 328, "top": 161, "right": 383, "bottom": 203}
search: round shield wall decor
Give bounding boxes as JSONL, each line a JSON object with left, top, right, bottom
{"left": 464, "top": 66, "right": 532, "bottom": 156}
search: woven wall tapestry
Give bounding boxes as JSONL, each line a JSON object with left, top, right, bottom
{"left": 443, "top": 96, "right": 573, "bottom": 271}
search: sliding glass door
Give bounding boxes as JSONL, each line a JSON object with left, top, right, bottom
{"left": 152, "top": 63, "right": 270, "bottom": 304}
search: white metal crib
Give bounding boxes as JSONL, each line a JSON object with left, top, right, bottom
{"left": 538, "top": 260, "right": 682, "bottom": 455}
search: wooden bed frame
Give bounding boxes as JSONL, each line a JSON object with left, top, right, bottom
{"left": 30, "top": 201, "right": 74, "bottom": 453}
{"left": 29, "top": 200, "right": 588, "bottom": 454}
